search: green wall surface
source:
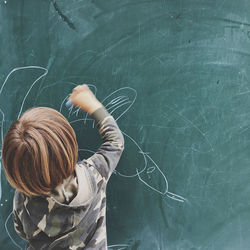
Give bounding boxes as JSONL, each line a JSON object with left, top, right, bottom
{"left": 1, "top": 0, "right": 250, "bottom": 249}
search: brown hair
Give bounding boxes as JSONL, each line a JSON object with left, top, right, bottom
{"left": 1, "top": 107, "right": 78, "bottom": 197}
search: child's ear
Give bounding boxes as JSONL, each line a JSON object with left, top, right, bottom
{"left": 101, "top": 87, "right": 137, "bottom": 121}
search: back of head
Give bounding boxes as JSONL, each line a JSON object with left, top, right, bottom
{"left": 1, "top": 107, "right": 78, "bottom": 197}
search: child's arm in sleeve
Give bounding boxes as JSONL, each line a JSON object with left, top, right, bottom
{"left": 83, "top": 106, "right": 124, "bottom": 181}
{"left": 67, "top": 84, "right": 124, "bottom": 181}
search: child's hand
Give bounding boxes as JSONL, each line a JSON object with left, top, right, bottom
{"left": 67, "top": 84, "right": 103, "bottom": 114}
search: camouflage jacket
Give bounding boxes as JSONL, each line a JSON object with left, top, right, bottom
{"left": 13, "top": 107, "right": 125, "bottom": 249}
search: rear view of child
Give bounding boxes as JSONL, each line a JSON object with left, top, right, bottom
{"left": 2, "top": 84, "right": 124, "bottom": 249}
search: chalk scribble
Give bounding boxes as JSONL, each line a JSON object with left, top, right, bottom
{"left": 0, "top": 66, "right": 186, "bottom": 249}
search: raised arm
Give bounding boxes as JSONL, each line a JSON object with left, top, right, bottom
{"left": 67, "top": 84, "right": 124, "bottom": 181}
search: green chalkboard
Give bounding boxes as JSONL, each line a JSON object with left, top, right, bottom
{"left": 1, "top": 0, "right": 250, "bottom": 249}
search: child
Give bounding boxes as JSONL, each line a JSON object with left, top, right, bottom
{"left": 2, "top": 84, "right": 125, "bottom": 250}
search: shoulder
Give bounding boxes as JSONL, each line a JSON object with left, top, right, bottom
{"left": 78, "top": 160, "right": 105, "bottom": 188}
{"left": 13, "top": 190, "right": 25, "bottom": 212}
{"left": 77, "top": 161, "right": 107, "bottom": 195}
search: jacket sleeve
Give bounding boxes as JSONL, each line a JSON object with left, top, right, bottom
{"left": 13, "top": 210, "right": 27, "bottom": 240}
{"left": 82, "top": 106, "right": 124, "bottom": 181}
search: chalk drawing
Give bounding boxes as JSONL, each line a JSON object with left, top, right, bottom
{"left": 0, "top": 66, "right": 186, "bottom": 249}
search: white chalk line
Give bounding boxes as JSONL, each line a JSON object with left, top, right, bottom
{"left": 1, "top": 67, "right": 186, "bottom": 247}
{"left": 0, "top": 66, "right": 51, "bottom": 248}
{"left": 0, "top": 108, "right": 4, "bottom": 148}
{"left": 101, "top": 87, "right": 137, "bottom": 122}
{"left": 67, "top": 87, "right": 186, "bottom": 202}
{"left": 163, "top": 106, "right": 214, "bottom": 153}
{"left": 108, "top": 244, "right": 130, "bottom": 249}
{"left": 5, "top": 212, "right": 23, "bottom": 250}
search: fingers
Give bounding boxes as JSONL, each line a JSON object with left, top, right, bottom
{"left": 66, "top": 84, "right": 90, "bottom": 107}
{"left": 73, "top": 84, "right": 89, "bottom": 92}
{"left": 70, "top": 84, "right": 87, "bottom": 97}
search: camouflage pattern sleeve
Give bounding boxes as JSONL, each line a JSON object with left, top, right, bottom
{"left": 13, "top": 210, "right": 27, "bottom": 240}
{"left": 82, "top": 106, "right": 124, "bottom": 181}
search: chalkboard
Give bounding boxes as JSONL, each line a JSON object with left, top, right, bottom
{"left": 1, "top": 0, "right": 250, "bottom": 249}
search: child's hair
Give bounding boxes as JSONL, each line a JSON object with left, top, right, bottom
{"left": 1, "top": 107, "right": 78, "bottom": 197}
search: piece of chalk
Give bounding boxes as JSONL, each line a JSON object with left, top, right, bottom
{"left": 65, "top": 100, "right": 73, "bottom": 108}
